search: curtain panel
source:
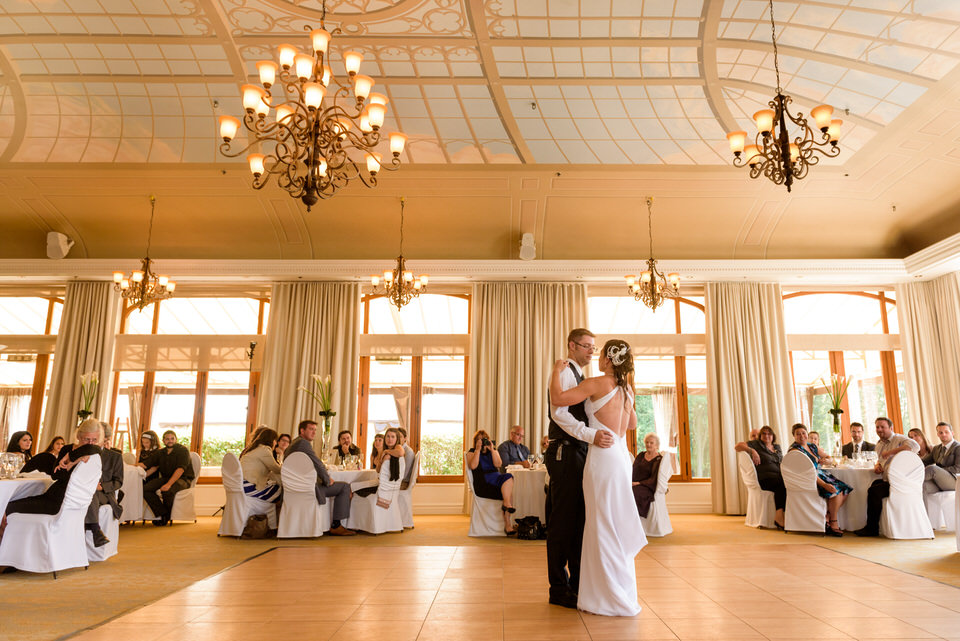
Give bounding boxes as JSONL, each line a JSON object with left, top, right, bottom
{"left": 257, "top": 282, "right": 360, "bottom": 453}
{"left": 896, "top": 273, "right": 960, "bottom": 434}
{"left": 42, "top": 282, "right": 120, "bottom": 443}
{"left": 705, "top": 282, "right": 796, "bottom": 514}
{"left": 467, "top": 282, "right": 588, "bottom": 448}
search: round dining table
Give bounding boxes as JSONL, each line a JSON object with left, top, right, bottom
{"left": 823, "top": 465, "right": 881, "bottom": 531}
{"left": 330, "top": 468, "right": 378, "bottom": 489}
{"left": 506, "top": 466, "right": 548, "bottom": 522}
{"left": 0, "top": 476, "right": 54, "bottom": 515}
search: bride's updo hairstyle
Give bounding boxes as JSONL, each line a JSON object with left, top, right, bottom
{"left": 602, "top": 339, "right": 634, "bottom": 402}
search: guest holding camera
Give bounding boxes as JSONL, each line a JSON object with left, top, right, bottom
{"left": 467, "top": 429, "right": 516, "bottom": 535}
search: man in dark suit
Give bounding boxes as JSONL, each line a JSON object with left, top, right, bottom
{"left": 923, "top": 422, "right": 960, "bottom": 495}
{"left": 284, "top": 420, "right": 355, "bottom": 536}
{"left": 841, "top": 422, "right": 876, "bottom": 458}
{"left": 86, "top": 421, "right": 124, "bottom": 547}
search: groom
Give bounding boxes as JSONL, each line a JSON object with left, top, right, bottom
{"left": 545, "top": 328, "right": 614, "bottom": 608}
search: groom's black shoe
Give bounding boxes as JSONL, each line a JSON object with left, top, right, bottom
{"left": 549, "top": 589, "right": 578, "bottom": 609}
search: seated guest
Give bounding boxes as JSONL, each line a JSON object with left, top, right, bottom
{"left": 922, "top": 422, "right": 960, "bottom": 495}
{"left": 142, "top": 430, "right": 195, "bottom": 526}
{"left": 369, "top": 433, "right": 385, "bottom": 469}
{"left": 540, "top": 434, "right": 550, "bottom": 458}
{"left": 808, "top": 430, "right": 820, "bottom": 448}
{"left": 355, "top": 428, "right": 406, "bottom": 507}
{"left": 748, "top": 427, "right": 760, "bottom": 441}
{"left": 498, "top": 424, "right": 531, "bottom": 469}
{"left": 790, "top": 423, "right": 851, "bottom": 537}
{"left": 909, "top": 428, "right": 931, "bottom": 459}
{"left": 855, "top": 417, "right": 920, "bottom": 537}
{"left": 21, "top": 436, "right": 66, "bottom": 475}
{"left": 2, "top": 420, "right": 102, "bottom": 537}
{"left": 248, "top": 425, "right": 268, "bottom": 446}
{"left": 397, "top": 427, "right": 416, "bottom": 489}
{"left": 735, "top": 425, "right": 785, "bottom": 529}
{"left": 85, "top": 421, "right": 123, "bottom": 547}
{"left": 5, "top": 431, "right": 33, "bottom": 465}
{"left": 842, "top": 422, "right": 875, "bottom": 458}
{"left": 273, "top": 433, "right": 291, "bottom": 462}
{"left": 284, "top": 420, "right": 355, "bottom": 536}
{"left": 239, "top": 427, "right": 282, "bottom": 503}
{"left": 632, "top": 433, "right": 663, "bottom": 519}
{"left": 136, "top": 430, "right": 161, "bottom": 482}
{"left": 331, "top": 430, "right": 361, "bottom": 465}
{"left": 467, "top": 429, "right": 516, "bottom": 535}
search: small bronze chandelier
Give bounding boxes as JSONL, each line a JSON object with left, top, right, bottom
{"left": 217, "top": 0, "right": 407, "bottom": 210}
{"left": 112, "top": 195, "right": 176, "bottom": 310}
{"left": 370, "top": 197, "right": 427, "bottom": 310}
{"left": 624, "top": 197, "right": 678, "bottom": 312}
{"left": 726, "top": 0, "right": 842, "bottom": 192}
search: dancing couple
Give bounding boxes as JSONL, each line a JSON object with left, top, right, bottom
{"left": 545, "top": 328, "right": 646, "bottom": 617}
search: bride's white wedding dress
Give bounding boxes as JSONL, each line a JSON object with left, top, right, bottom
{"left": 578, "top": 386, "right": 647, "bottom": 617}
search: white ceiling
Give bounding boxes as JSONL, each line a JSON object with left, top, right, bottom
{"left": 2, "top": 0, "right": 960, "bottom": 263}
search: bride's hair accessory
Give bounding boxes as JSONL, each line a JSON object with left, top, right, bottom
{"left": 606, "top": 343, "right": 629, "bottom": 366}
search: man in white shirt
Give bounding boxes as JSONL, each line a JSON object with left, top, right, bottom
{"left": 544, "top": 328, "right": 614, "bottom": 609}
{"left": 855, "top": 416, "right": 920, "bottom": 537}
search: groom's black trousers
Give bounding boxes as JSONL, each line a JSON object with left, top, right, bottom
{"left": 545, "top": 439, "right": 588, "bottom": 597}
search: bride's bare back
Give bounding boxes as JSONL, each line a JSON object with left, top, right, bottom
{"left": 589, "top": 376, "right": 634, "bottom": 439}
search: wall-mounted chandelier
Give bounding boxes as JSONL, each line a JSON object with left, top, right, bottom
{"left": 725, "top": 0, "right": 842, "bottom": 192}
{"left": 624, "top": 197, "right": 679, "bottom": 312}
{"left": 370, "top": 197, "right": 427, "bottom": 310}
{"left": 217, "top": 0, "right": 407, "bottom": 211}
{"left": 112, "top": 195, "right": 176, "bottom": 310}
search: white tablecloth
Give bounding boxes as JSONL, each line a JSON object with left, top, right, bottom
{"left": 330, "top": 469, "right": 378, "bottom": 490}
{"left": 120, "top": 464, "right": 146, "bottom": 522}
{"left": 508, "top": 467, "right": 548, "bottom": 522}
{"left": 823, "top": 466, "right": 881, "bottom": 531}
{"left": 0, "top": 477, "right": 53, "bottom": 514}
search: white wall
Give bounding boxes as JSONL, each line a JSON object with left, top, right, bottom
{"left": 196, "top": 481, "right": 712, "bottom": 516}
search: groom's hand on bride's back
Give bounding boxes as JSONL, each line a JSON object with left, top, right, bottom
{"left": 593, "top": 431, "right": 614, "bottom": 448}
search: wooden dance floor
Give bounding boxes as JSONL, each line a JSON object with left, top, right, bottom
{"left": 69, "top": 543, "right": 960, "bottom": 641}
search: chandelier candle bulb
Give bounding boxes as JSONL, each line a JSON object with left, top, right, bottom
{"left": 321, "top": 65, "right": 332, "bottom": 86}
{"left": 726, "top": 130, "right": 747, "bottom": 155}
{"left": 789, "top": 143, "right": 799, "bottom": 164}
{"left": 241, "top": 85, "right": 264, "bottom": 112}
{"left": 253, "top": 98, "right": 270, "bottom": 119}
{"left": 303, "top": 82, "right": 325, "bottom": 110}
{"left": 218, "top": 115, "right": 240, "bottom": 142}
{"left": 166, "top": 282, "right": 176, "bottom": 293}
{"left": 669, "top": 273, "right": 680, "bottom": 287}
{"left": 158, "top": 275, "right": 168, "bottom": 287}
{"left": 403, "top": 271, "right": 413, "bottom": 282}
{"left": 384, "top": 270, "right": 393, "bottom": 282}
{"left": 753, "top": 109, "right": 775, "bottom": 136}
{"left": 390, "top": 132, "right": 407, "bottom": 156}
{"left": 275, "top": 104, "right": 294, "bottom": 124}
{"left": 640, "top": 271, "right": 651, "bottom": 283}
{"left": 247, "top": 153, "right": 265, "bottom": 177}
{"left": 257, "top": 61, "right": 278, "bottom": 88}
{"left": 811, "top": 104, "right": 833, "bottom": 132}
{"left": 828, "top": 119, "right": 842, "bottom": 143}
{"left": 278, "top": 44, "right": 297, "bottom": 69}
{"left": 369, "top": 92, "right": 388, "bottom": 106}
{"left": 371, "top": 276, "right": 380, "bottom": 286}
{"left": 132, "top": 271, "right": 144, "bottom": 283}
{"left": 420, "top": 275, "right": 428, "bottom": 286}
{"left": 413, "top": 280, "right": 422, "bottom": 290}
{"left": 743, "top": 144, "right": 761, "bottom": 167}
{"left": 366, "top": 152, "right": 381, "bottom": 175}
{"left": 310, "top": 28, "right": 331, "bottom": 54}
{"left": 353, "top": 75, "right": 373, "bottom": 102}
{"left": 294, "top": 54, "right": 314, "bottom": 82}
{"left": 315, "top": 159, "right": 327, "bottom": 176}
{"left": 367, "top": 102, "right": 386, "bottom": 129}
{"left": 625, "top": 275, "right": 636, "bottom": 286}
{"left": 359, "top": 111, "right": 372, "bottom": 133}
{"left": 112, "top": 271, "right": 123, "bottom": 284}
{"left": 120, "top": 279, "right": 130, "bottom": 290}
{"left": 343, "top": 51, "right": 363, "bottom": 76}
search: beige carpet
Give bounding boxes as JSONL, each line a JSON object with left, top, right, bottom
{"left": 1, "top": 515, "right": 957, "bottom": 641}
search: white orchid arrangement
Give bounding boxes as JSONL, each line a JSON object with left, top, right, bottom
{"left": 300, "top": 374, "right": 336, "bottom": 417}
{"left": 78, "top": 371, "right": 99, "bottom": 421}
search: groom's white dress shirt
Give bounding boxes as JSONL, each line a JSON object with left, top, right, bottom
{"left": 549, "top": 358, "right": 599, "bottom": 444}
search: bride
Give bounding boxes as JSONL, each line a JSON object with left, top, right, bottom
{"left": 550, "top": 339, "right": 646, "bottom": 616}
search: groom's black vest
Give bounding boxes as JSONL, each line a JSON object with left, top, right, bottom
{"left": 547, "top": 361, "right": 590, "bottom": 454}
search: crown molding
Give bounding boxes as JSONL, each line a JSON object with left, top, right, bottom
{"left": 903, "top": 231, "right": 960, "bottom": 280}
{"left": 0, "top": 258, "right": 909, "bottom": 287}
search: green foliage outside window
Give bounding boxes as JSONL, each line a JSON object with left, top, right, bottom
{"left": 421, "top": 434, "right": 463, "bottom": 475}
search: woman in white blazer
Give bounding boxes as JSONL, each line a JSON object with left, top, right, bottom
{"left": 239, "top": 428, "right": 282, "bottom": 503}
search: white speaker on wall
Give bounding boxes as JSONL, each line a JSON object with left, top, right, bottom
{"left": 46, "top": 231, "right": 74, "bottom": 259}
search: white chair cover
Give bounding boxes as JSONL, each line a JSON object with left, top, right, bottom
{"left": 640, "top": 455, "right": 673, "bottom": 537}
{"left": 143, "top": 451, "right": 201, "bottom": 523}
{"left": 218, "top": 453, "right": 277, "bottom": 537}
{"left": 278, "top": 452, "right": 330, "bottom": 538}
{"left": 880, "top": 452, "right": 934, "bottom": 539}
{"left": 924, "top": 490, "right": 956, "bottom": 532}
{"left": 85, "top": 503, "right": 119, "bottom": 562}
{"left": 956, "top": 476, "right": 960, "bottom": 552}
{"left": 0, "top": 455, "right": 102, "bottom": 575}
{"left": 397, "top": 451, "right": 420, "bottom": 529}
{"left": 121, "top": 452, "right": 135, "bottom": 465}
{"left": 464, "top": 453, "right": 505, "bottom": 537}
{"left": 781, "top": 450, "right": 827, "bottom": 533}
{"left": 347, "top": 457, "right": 405, "bottom": 534}
{"left": 738, "top": 451, "right": 776, "bottom": 528}
{"left": 120, "top": 464, "right": 144, "bottom": 522}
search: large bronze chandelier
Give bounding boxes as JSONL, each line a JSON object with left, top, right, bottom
{"left": 112, "top": 195, "right": 176, "bottom": 311}
{"left": 217, "top": 0, "right": 407, "bottom": 211}
{"left": 725, "top": 0, "right": 842, "bottom": 192}
{"left": 370, "top": 198, "right": 428, "bottom": 310}
{"left": 624, "top": 197, "right": 679, "bottom": 312}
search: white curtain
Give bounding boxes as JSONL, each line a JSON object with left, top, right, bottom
{"left": 468, "top": 282, "right": 588, "bottom": 447}
{"left": 257, "top": 282, "right": 360, "bottom": 453}
{"left": 706, "top": 282, "right": 796, "bottom": 514}
{"left": 42, "top": 282, "right": 120, "bottom": 443}
{"left": 651, "top": 385, "right": 679, "bottom": 472}
{"left": 896, "top": 273, "right": 960, "bottom": 435}
{"left": 0, "top": 388, "right": 32, "bottom": 448}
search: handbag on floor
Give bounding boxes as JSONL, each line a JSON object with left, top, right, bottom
{"left": 515, "top": 516, "right": 545, "bottom": 540}
{"left": 240, "top": 513, "right": 270, "bottom": 539}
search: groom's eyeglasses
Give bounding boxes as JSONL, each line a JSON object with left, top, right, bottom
{"left": 573, "top": 341, "right": 598, "bottom": 353}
